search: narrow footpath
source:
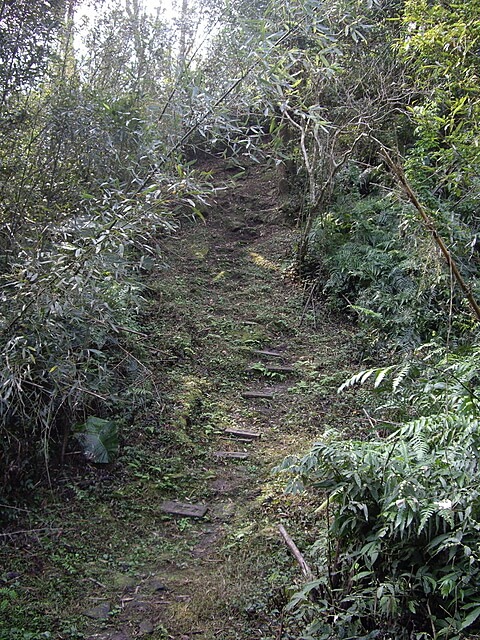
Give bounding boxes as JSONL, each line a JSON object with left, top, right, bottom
{"left": 114, "top": 158, "right": 363, "bottom": 639}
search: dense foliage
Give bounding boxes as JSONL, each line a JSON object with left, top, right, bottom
{"left": 268, "top": 0, "right": 480, "bottom": 638}
{"left": 279, "top": 419, "right": 480, "bottom": 638}
{"left": 0, "top": 0, "right": 216, "bottom": 496}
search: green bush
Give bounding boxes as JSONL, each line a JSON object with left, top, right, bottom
{"left": 277, "top": 343, "right": 480, "bottom": 638}
{"left": 0, "top": 166, "right": 215, "bottom": 497}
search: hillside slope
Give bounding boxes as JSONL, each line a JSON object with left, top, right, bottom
{"left": 0, "top": 158, "right": 364, "bottom": 640}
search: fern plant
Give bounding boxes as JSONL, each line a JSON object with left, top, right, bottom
{"left": 277, "top": 414, "right": 480, "bottom": 639}
{"left": 305, "top": 172, "right": 479, "bottom": 355}
{"left": 339, "top": 342, "right": 480, "bottom": 420}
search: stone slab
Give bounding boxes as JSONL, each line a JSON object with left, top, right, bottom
{"left": 224, "top": 428, "right": 261, "bottom": 440}
{"left": 161, "top": 501, "right": 208, "bottom": 518}
{"left": 265, "top": 364, "right": 295, "bottom": 373}
{"left": 139, "top": 621, "right": 154, "bottom": 636}
{"left": 214, "top": 451, "right": 249, "bottom": 460}
{"left": 242, "top": 390, "right": 275, "bottom": 399}
{"left": 252, "top": 349, "right": 284, "bottom": 358}
{"left": 248, "top": 364, "right": 294, "bottom": 374}
{"left": 83, "top": 602, "right": 111, "bottom": 620}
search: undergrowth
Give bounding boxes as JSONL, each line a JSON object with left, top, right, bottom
{"left": 0, "top": 166, "right": 216, "bottom": 501}
{"left": 304, "top": 163, "right": 480, "bottom": 357}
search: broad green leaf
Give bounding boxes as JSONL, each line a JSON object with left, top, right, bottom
{"left": 460, "top": 606, "right": 480, "bottom": 630}
{"left": 75, "top": 417, "right": 118, "bottom": 464}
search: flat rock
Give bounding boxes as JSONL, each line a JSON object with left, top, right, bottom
{"left": 112, "top": 573, "right": 137, "bottom": 592}
{"left": 123, "top": 598, "right": 152, "bottom": 613}
{"left": 224, "top": 428, "right": 261, "bottom": 440}
{"left": 161, "top": 501, "right": 208, "bottom": 518}
{"left": 263, "top": 364, "right": 295, "bottom": 374}
{"left": 138, "top": 621, "right": 154, "bottom": 636}
{"left": 242, "top": 390, "right": 274, "bottom": 399}
{"left": 83, "top": 602, "right": 111, "bottom": 620}
{"left": 214, "top": 451, "right": 249, "bottom": 460}
{"left": 148, "top": 578, "right": 167, "bottom": 593}
{"left": 86, "top": 633, "right": 130, "bottom": 640}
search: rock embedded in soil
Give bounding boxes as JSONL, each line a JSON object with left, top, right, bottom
{"left": 83, "top": 601, "right": 111, "bottom": 620}
{"left": 160, "top": 501, "right": 208, "bottom": 518}
{"left": 123, "top": 597, "right": 152, "bottom": 613}
{"left": 252, "top": 349, "right": 284, "bottom": 358}
{"left": 214, "top": 450, "right": 249, "bottom": 459}
{"left": 256, "top": 364, "right": 295, "bottom": 374}
{"left": 112, "top": 573, "right": 137, "bottom": 592}
{"left": 224, "top": 428, "right": 261, "bottom": 439}
{"left": 138, "top": 620, "right": 154, "bottom": 636}
{"left": 148, "top": 577, "right": 167, "bottom": 593}
{"left": 86, "top": 632, "right": 130, "bottom": 640}
{"left": 242, "top": 390, "right": 275, "bottom": 399}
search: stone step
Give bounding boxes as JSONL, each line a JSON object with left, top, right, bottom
{"left": 248, "top": 364, "right": 295, "bottom": 374}
{"left": 252, "top": 349, "right": 284, "bottom": 359}
{"left": 242, "top": 390, "right": 275, "bottom": 399}
{"left": 224, "top": 428, "right": 261, "bottom": 440}
{"left": 214, "top": 451, "right": 249, "bottom": 460}
{"left": 161, "top": 501, "right": 208, "bottom": 518}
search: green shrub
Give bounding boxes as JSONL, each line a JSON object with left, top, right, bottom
{"left": 0, "top": 167, "right": 215, "bottom": 497}
{"left": 277, "top": 343, "right": 480, "bottom": 638}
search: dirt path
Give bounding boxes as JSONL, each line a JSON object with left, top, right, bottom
{"left": 120, "top": 159, "right": 361, "bottom": 639}
{"left": 0, "top": 159, "right": 363, "bottom": 640}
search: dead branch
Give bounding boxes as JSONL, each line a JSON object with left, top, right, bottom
{"left": 278, "top": 524, "right": 313, "bottom": 580}
{"left": 380, "top": 148, "right": 480, "bottom": 323}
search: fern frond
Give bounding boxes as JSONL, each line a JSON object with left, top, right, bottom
{"left": 392, "top": 362, "right": 412, "bottom": 392}
{"left": 338, "top": 367, "right": 378, "bottom": 393}
{"left": 418, "top": 504, "right": 436, "bottom": 535}
{"left": 338, "top": 365, "right": 396, "bottom": 393}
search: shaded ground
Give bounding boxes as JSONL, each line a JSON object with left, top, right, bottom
{"left": 0, "top": 158, "right": 368, "bottom": 640}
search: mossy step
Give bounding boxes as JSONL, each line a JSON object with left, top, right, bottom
{"left": 161, "top": 501, "right": 208, "bottom": 518}
{"left": 214, "top": 451, "right": 249, "bottom": 460}
{"left": 248, "top": 364, "right": 295, "bottom": 374}
{"left": 252, "top": 349, "right": 284, "bottom": 358}
{"left": 242, "top": 390, "right": 275, "bottom": 399}
{"left": 224, "top": 428, "right": 261, "bottom": 440}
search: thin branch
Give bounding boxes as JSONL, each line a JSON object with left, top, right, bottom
{"left": 0, "top": 503, "right": 31, "bottom": 512}
{"left": 135, "top": 16, "right": 313, "bottom": 194}
{"left": 0, "top": 527, "right": 70, "bottom": 538}
{"left": 380, "top": 147, "right": 480, "bottom": 323}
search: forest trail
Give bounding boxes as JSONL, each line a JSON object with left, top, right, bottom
{"left": 1, "top": 158, "right": 361, "bottom": 640}
{"left": 103, "top": 158, "right": 361, "bottom": 640}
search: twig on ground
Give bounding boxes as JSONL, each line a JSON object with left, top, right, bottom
{"left": 0, "top": 527, "right": 70, "bottom": 538}
{"left": 300, "top": 283, "right": 317, "bottom": 327}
